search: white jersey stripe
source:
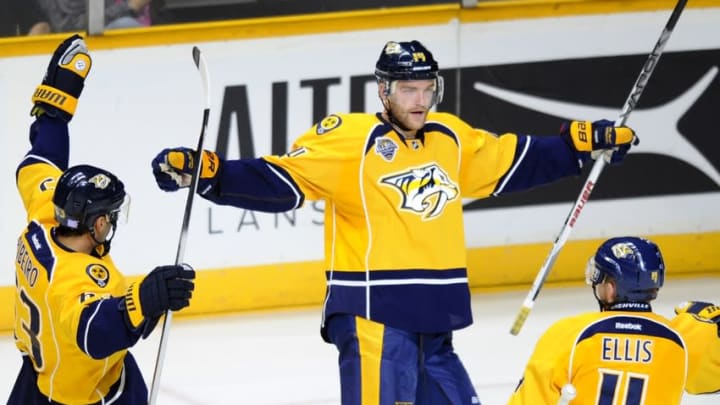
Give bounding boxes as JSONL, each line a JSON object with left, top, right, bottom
{"left": 328, "top": 277, "right": 468, "bottom": 287}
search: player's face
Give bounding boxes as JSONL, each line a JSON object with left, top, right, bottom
{"left": 387, "top": 79, "right": 436, "bottom": 133}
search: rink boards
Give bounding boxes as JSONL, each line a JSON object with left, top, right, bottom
{"left": 0, "top": 0, "right": 719, "bottom": 330}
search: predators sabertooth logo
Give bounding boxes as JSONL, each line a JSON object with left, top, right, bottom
{"left": 88, "top": 174, "right": 112, "bottom": 189}
{"left": 381, "top": 164, "right": 458, "bottom": 220}
{"left": 610, "top": 242, "right": 660, "bottom": 285}
{"left": 611, "top": 242, "right": 636, "bottom": 260}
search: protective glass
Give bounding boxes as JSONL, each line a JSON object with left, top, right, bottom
{"left": 386, "top": 76, "right": 444, "bottom": 108}
{"left": 109, "top": 194, "right": 131, "bottom": 226}
{"left": 585, "top": 257, "right": 602, "bottom": 286}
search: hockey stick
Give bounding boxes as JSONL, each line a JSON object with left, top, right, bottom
{"left": 557, "top": 383, "right": 577, "bottom": 405}
{"left": 509, "top": 0, "right": 688, "bottom": 336}
{"left": 148, "top": 46, "right": 211, "bottom": 405}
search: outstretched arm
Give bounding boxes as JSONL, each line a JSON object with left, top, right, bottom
{"left": 151, "top": 147, "right": 304, "bottom": 213}
{"left": 16, "top": 34, "right": 91, "bottom": 218}
{"left": 491, "top": 120, "right": 636, "bottom": 196}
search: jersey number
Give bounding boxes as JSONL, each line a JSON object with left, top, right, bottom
{"left": 597, "top": 369, "right": 648, "bottom": 405}
{"left": 19, "top": 289, "right": 44, "bottom": 369}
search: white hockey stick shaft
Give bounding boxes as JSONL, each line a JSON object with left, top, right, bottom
{"left": 557, "top": 383, "right": 577, "bottom": 405}
{"left": 510, "top": 0, "right": 688, "bottom": 336}
{"left": 148, "top": 46, "right": 210, "bottom": 405}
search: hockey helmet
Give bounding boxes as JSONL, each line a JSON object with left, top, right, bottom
{"left": 585, "top": 236, "right": 665, "bottom": 302}
{"left": 375, "top": 40, "right": 444, "bottom": 105}
{"left": 53, "top": 164, "right": 128, "bottom": 231}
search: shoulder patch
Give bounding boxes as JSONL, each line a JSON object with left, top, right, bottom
{"left": 374, "top": 136, "right": 399, "bottom": 162}
{"left": 39, "top": 177, "right": 56, "bottom": 192}
{"left": 316, "top": 114, "right": 342, "bottom": 135}
{"left": 86, "top": 264, "right": 110, "bottom": 287}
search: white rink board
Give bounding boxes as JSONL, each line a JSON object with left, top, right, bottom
{"left": 0, "top": 8, "right": 719, "bottom": 285}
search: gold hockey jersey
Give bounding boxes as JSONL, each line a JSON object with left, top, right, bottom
{"left": 261, "top": 111, "right": 580, "bottom": 334}
{"left": 14, "top": 161, "right": 130, "bottom": 404}
{"left": 671, "top": 310, "right": 720, "bottom": 394}
{"left": 508, "top": 311, "right": 687, "bottom": 405}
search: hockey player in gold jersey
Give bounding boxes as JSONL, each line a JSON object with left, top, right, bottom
{"left": 672, "top": 301, "right": 720, "bottom": 394}
{"left": 9, "top": 35, "right": 196, "bottom": 404}
{"left": 508, "top": 237, "right": 687, "bottom": 405}
{"left": 152, "top": 40, "right": 637, "bottom": 404}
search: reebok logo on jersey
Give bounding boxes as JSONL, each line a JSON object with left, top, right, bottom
{"left": 381, "top": 163, "right": 458, "bottom": 220}
{"left": 31, "top": 234, "right": 42, "bottom": 250}
{"left": 615, "top": 322, "right": 642, "bottom": 331}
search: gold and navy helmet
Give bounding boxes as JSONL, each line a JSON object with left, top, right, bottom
{"left": 375, "top": 40, "right": 444, "bottom": 105}
{"left": 375, "top": 40, "right": 440, "bottom": 81}
{"left": 585, "top": 236, "right": 665, "bottom": 302}
{"left": 53, "top": 164, "right": 127, "bottom": 231}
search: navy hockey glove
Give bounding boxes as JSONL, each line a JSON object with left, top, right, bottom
{"left": 675, "top": 301, "right": 720, "bottom": 337}
{"left": 151, "top": 147, "right": 221, "bottom": 194}
{"left": 124, "top": 264, "right": 195, "bottom": 338}
{"left": 31, "top": 34, "right": 92, "bottom": 121}
{"left": 562, "top": 119, "right": 638, "bottom": 165}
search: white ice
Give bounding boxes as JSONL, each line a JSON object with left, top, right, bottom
{"left": 1, "top": 277, "right": 718, "bottom": 404}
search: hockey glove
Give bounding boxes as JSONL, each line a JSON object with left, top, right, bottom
{"left": 31, "top": 34, "right": 92, "bottom": 122}
{"left": 562, "top": 119, "right": 638, "bottom": 164}
{"left": 151, "top": 147, "right": 221, "bottom": 194}
{"left": 675, "top": 301, "right": 720, "bottom": 337}
{"left": 124, "top": 264, "right": 195, "bottom": 338}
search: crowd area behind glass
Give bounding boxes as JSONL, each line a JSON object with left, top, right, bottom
{"left": 0, "top": 0, "right": 463, "bottom": 37}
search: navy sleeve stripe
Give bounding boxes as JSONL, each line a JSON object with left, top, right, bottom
{"left": 17, "top": 154, "right": 60, "bottom": 173}
{"left": 80, "top": 299, "right": 104, "bottom": 356}
{"left": 493, "top": 135, "right": 531, "bottom": 196}
{"left": 264, "top": 162, "right": 303, "bottom": 209}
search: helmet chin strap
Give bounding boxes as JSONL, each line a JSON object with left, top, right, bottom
{"left": 89, "top": 220, "right": 116, "bottom": 257}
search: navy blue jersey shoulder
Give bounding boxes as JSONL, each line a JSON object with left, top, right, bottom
{"left": 364, "top": 122, "right": 394, "bottom": 155}
{"left": 423, "top": 122, "right": 459, "bottom": 146}
{"left": 578, "top": 315, "right": 684, "bottom": 349}
{"left": 24, "top": 222, "right": 55, "bottom": 282}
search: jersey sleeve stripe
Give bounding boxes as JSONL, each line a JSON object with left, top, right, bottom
{"left": 493, "top": 135, "right": 531, "bottom": 196}
{"left": 264, "top": 162, "right": 303, "bottom": 209}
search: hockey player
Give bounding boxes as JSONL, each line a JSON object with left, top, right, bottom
{"left": 9, "top": 35, "right": 196, "bottom": 404}
{"left": 672, "top": 301, "right": 720, "bottom": 394}
{"left": 151, "top": 40, "right": 637, "bottom": 404}
{"left": 507, "top": 236, "right": 687, "bottom": 404}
